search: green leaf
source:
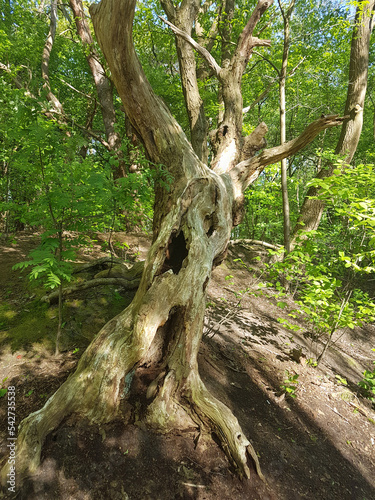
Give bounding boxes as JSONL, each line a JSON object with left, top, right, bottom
{"left": 277, "top": 301, "right": 288, "bottom": 309}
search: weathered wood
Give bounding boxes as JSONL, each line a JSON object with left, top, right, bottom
{"left": 41, "top": 276, "right": 141, "bottom": 304}
{"left": 72, "top": 256, "right": 126, "bottom": 273}
{"left": 229, "top": 239, "right": 282, "bottom": 250}
{"left": 159, "top": 15, "right": 222, "bottom": 77}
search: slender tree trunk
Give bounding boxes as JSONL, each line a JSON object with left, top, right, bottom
{"left": 69, "top": 0, "right": 125, "bottom": 177}
{"left": 55, "top": 229, "right": 64, "bottom": 356}
{"left": 41, "top": 0, "right": 64, "bottom": 114}
{"left": 278, "top": 0, "right": 295, "bottom": 254}
{"left": 161, "top": 0, "right": 209, "bottom": 163}
{"left": 291, "top": 0, "right": 375, "bottom": 243}
{"left": 315, "top": 290, "right": 352, "bottom": 368}
{"left": 55, "top": 283, "right": 63, "bottom": 356}
{"left": 217, "top": 0, "right": 235, "bottom": 124}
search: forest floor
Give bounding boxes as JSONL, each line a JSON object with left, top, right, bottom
{"left": 0, "top": 232, "right": 374, "bottom": 500}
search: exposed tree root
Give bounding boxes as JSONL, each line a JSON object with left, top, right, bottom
{"left": 2, "top": 286, "right": 265, "bottom": 489}
{"left": 0, "top": 305, "right": 141, "bottom": 485}
{"left": 1, "top": 178, "right": 268, "bottom": 489}
{"left": 186, "top": 377, "right": 259, "bottom": 480}
{"left": 143, "top": 367, "right": 264, "bottom": 481}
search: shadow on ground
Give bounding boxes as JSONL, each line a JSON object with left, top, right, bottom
{"left": 1, "top": 235, "right": 374, "bottom": 499}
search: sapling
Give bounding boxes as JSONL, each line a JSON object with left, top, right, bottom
{"left": 13, "top": 233, "right": 74, "bottom": 355}
{"left": 272, "top": 243, "right": 375, "bottom": 366}
{"left": 10, "top": 121, "right": 114, "bottom": 354}
{"left": 280, "top": 370, "right": 299, "bottom": 398}
{"left": 268, "top": 161, "right": 375, "bottom": 365}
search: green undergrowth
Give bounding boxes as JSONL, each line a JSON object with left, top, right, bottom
{"left": 0, "top": 286, "right": 132, "bottom": 354}
{"left": 0, "top": 300, "right": 52, "bottom": 350}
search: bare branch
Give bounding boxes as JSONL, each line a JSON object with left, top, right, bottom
{"left": 69, "top": 119, "right": 111, "bottom": 149}
{"left": 243, "top": 77, "right": 278, "bottom": 114}
{"left": 252, "top": 50, "right": 280, "bottom": 76}
{"left": 0, "top": 62, "right": 25, "bottom": 90}
{"left": 242, "top": 56, "right": 305, "bottom": 115}
{"left": 288, "top": 56, "right": 306, "bottom": 78}
{"left": 158, "top": 15, "right": 222, "bottom": 77}
{"left": 229, "top": 238, "right": 281, "bottom": 250}
{"left": 58, "top": 76, "right": 94, "bottom": 99}
{"left": 229, "top": 114, "right": 348, "bottom": 193}
{"left": 277, "top": 0, "right": 285, "bottom": 20}
{"left": 58, "top": 0, "right": 72, "bottom": 23}
{"left": 234, "top": 0, "right": 273, "bottom": 67}
{"left": 239, "top": 122, "right": 268, "bottom": 161}
{"left": 250, "top": 37, "right": 272, "bottom": 48}
{"left": 41, "top": 276, "right": 141, "bottom": 304}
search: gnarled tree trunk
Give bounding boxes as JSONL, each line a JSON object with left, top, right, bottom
{"left": 0, "top": 0, "right": 347, "bottom": 487}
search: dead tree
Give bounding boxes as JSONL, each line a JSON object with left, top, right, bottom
{"left": 0, "top": 0, "right": 346, "bottom": 485}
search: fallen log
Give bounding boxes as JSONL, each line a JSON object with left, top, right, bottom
{"left": 41, "top": 276, "right": 141, "bottom": 304}
{"left": 72, "top": 256, "right": 126, "bottom": 274}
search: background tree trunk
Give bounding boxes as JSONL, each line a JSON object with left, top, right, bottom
{"left": 69, "top": 0, "right": 125, "bottom": 177}
{"left": 291, "top": 0, "right": 375, "bottom": 244}
{"left": 278, "top": 0, "right": 295, "bottom": 254}
{"left": 42, "top": 0, "right": 64, "bottom": 114}
{"left": 161, "top": 0, "right": 209, "bottom": 163}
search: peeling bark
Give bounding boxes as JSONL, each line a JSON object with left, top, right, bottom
{"left": 161, "top": 0, "right": 271, "bottom": 176}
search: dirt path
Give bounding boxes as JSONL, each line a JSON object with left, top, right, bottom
{"left": 0, "top": 234, "right": 374, "bottom": 499}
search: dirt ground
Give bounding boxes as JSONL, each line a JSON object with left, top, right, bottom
{"left": 0, "top": 233, "right": 374, "bottom": 499}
